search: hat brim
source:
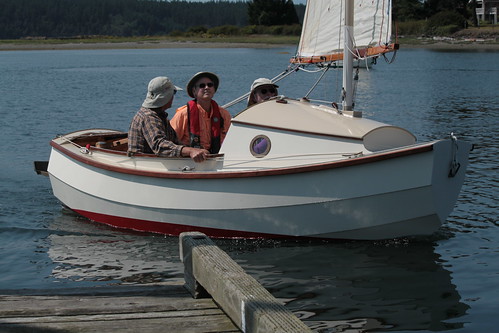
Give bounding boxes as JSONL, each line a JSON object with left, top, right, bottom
{"left": 252, "top": 83, "right": 279, "bottom": 91}
{"left": 187, "top": 72, "right": 219, "bottom": 98}
{"left": 142, "top": 86, "right": 183, "bottom": 109}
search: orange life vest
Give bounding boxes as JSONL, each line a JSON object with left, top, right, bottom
{"left": 187, "top": 100, "right": 224, "bottom": 154}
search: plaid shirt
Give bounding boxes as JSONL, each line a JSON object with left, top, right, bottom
{"left": 128, "top": 107, "right": 184, "bottom": 157}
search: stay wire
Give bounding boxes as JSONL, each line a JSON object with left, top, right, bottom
{"left": 221, "top": 65, "right": 299, "bottom": 109}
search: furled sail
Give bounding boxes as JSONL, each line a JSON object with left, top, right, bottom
{"left": 291, "top": 0, "right": 398, "bottom": 64}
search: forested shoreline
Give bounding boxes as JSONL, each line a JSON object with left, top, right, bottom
{"left": 0, "top": 0, "right": 495, "bottom": 41}
{"left": 0, "top": 0, "right": 304, "bottom": 39}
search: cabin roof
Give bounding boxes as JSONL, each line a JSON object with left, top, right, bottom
{"left": 232, "top": 98, "right": 389, "bottom": 140}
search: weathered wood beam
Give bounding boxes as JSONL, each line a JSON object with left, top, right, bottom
{"left": 180, "top": 232, "right": 312, "bottom": 333}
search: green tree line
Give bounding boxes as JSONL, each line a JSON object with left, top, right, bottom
{"left": 0, "top": 0, "right": 480, "bottom": 40}
{"left": 0, "top": 0, "right": 264, "bottom": 39}
{"left": 395, "top": 0, "right": 478, "bottom": 36}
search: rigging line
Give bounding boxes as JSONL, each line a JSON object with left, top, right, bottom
{"left": 382, "top": 49, "right": 397, "bottom": 64}
{"left": 271, "top": 64, "right": 299, "bottom": 83}
{"left": 58, "top": 135, "right": 91, "bottom": 154}
{"left": 344, "top": 20, "right": 362, "bottom": 60}
{"left": 345, "top": 42, "right": 381, "bottom": 62}
{"left": 223, "top": 151, "right": 363, "bottom": 167}
{"left": 334, "top": 60, "right": 341, "bottom": 103}
{"left": 352, "top": 67, "right": 360, "bottom": 103}
{"left": 297, "top": 66, "right": 327, "bottom": 73}
{"left": 58, "top": 135, "right": 84, "bottom": 148}
{"left": 221, "top": 66, "right": 299, "bottom": 109}
{"left": 305, "top": 66, "right": 330, "bottom": 98}
{"left": 305, "top": 98, "right": 339, "bottom": 105}
{"left": 221, "top": 92, "right": 250, "bottom": 109}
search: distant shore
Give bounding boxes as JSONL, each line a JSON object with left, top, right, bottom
{"left": 0, "top": 40, "right": 284, "bottom": 51}
{"left": 0, "top": 38, "right": 498, "bottom": 51}
{"left": 399, "top": 41, "right": 499, "bottom": 50}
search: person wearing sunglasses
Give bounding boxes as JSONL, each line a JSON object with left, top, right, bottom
{"left": 128, "top": 76, "right": 209, "bottom": 163}
{"left": 247, "top": 78, "right": 279, "bottom": 107}
{"left": 171, "top": 72, "right": 231, "bottom": 154}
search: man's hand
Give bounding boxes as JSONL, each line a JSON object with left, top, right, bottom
{"left": 182, "top": 147, "right": 209, "bottom": 163}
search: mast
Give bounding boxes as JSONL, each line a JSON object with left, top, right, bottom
{"left": 290, "top": 0, "right": 397, "bottom": 117}
{"left": 342, "top": 0, "right": 360, "bottom": 117}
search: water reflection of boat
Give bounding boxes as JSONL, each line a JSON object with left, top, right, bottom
{"left": 46, "top": 210, "right": 469, "bottom": 331}
{"left": 220, "top": 239, "right": 469, "bottom": 332}
{"left": 47, "top": 210, "right": 183, "bottom": 284}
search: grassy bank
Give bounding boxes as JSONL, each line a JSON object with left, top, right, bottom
{"left": 1, "top": 30, "right": 498, "bottom": 51}
{"left": 0, "top": 35, "right": 299, "bottom": 48}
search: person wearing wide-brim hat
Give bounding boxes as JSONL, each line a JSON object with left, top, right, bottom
{"left": 128, "top": 76, "right": 209, "bottom": 162}
{"left": 171, "top": 72, "right": 231, "bottom": 154}
{"left": 247, "top": 78, "right": 279, "bottom": 107}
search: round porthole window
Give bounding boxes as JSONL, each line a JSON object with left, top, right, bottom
{"left": 250, "top": 135, "right": 271, "bottom": 158}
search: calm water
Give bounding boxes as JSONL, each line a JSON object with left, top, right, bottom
{"left": 0, "top": 46, "right": 497, "bottom": 332}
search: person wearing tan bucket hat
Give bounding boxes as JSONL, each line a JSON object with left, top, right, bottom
{"left": 170, "top": 72, "right": 231, "bottom": 154}
{"left": 128, "top": 76, "right": 209, "bottom": 162}
{"left": 247, "top": 78, "right": 279, "bottom": 107}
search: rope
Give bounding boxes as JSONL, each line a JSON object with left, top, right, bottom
{"left": 58, "top": 135, "right": 91, "bottom": 154}
{"left": 448, "top": 133, "right": 461, "bottom": 178}
{"left": 382, "top": 49, "right": 398, "bottom": 64}
{"left": 223, "top": 151, "right": 364, "bottom": 168}
{"left": 352, "top": 67, "right": 360, "bottom": 104}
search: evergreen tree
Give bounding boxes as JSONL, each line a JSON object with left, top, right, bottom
{"left": 424, "top": 0, "right": 470, "bottom": 18}
{"left": 394, "top": 0, "right": 425, "bottom": 21}
{"left": 247, "top": 0, "right": 299, "bottom": 26}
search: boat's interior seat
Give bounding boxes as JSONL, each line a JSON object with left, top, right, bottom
{"left": 110, "top": 137, "right": 128, "bottom": 151}
{"left": 95, "top": 137, "right": 128, "bottom": 151}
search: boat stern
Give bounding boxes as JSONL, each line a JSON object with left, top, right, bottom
{"left": 430, "top": 136, "right": 473, "bottom": 222}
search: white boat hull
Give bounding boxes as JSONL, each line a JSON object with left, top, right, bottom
{"left": 43, "top": 0, "right": 471, "bottom": 240}
{"left": 47, "top": 134, "right": 471, "bottom": 240}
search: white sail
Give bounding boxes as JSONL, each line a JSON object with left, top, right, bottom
{"left": 296, "top": 0, "right": 393, "bottom": 60}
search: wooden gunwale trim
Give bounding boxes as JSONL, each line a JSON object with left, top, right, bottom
{"left": 50, "top": 140, "right": 224, "bottom": 158}
{"left": 290, "top": 43, "right": 399, "bottom": 64}
{"left": 231, "top": 119, "right": 364, "bottom": 141}
{"left": 50, "top": 139, "right": 435, "bottom": 180}
{"left": 59, "top": 129, "right": 127, "bottom": 143}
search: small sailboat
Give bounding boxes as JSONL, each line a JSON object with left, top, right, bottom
{"left": 43, "top": 0, "right": 472, "bottom": 240}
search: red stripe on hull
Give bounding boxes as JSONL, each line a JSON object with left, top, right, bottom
{"left": 74, "top": 209, "right": 287, "bottom": 239}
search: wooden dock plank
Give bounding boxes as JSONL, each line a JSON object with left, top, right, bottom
{"left": 0, "top": 284, "right": 239, "bottom": 333}
{"left": 0, "top": 294, "right": 218, "bottom": 317}
{"left": 1, "top": 233, "right": 313, "bottom": 332}
{"left": 2, "top": 309, "right": 223, "bottom": 323}
{"left": 1, "top": 316, "right": 238, "bottom": 333}
{"left": 181, "top": 232, "right": 313, "bottom": 333}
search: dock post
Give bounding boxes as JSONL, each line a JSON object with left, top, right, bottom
{"left": 180, "top": 232, "right": 312, "bottom": 333}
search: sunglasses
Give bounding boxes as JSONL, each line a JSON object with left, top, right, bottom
{"left": 197, "top": 82, "right": 214, "bottom": 88}
{"left": 173, "top": 89, "right": 177, "bottom": 95}
{"left": 258, "top": 88, "right": 276, "bottom": 94}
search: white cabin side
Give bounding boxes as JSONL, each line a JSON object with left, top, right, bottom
{"left": 220, "top": 98, "right": 416, "bottom": 169}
